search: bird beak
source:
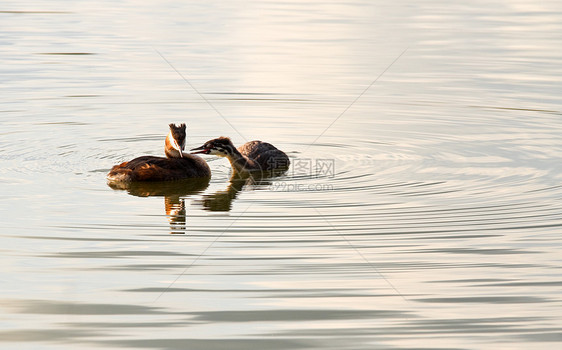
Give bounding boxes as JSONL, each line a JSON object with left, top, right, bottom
{"left": 190, "top": 144, "right": 209, "bottom": 154}
{"left": 173, "top": 139, "right": 184, "bottom": 158}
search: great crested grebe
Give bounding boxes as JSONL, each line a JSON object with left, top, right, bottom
{"left": 190, "top": 137, "right": 290, "bottom": 173}
{"left": 107, "top": 123, "right": 211, "bottom": 182}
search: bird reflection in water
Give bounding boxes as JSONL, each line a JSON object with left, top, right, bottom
{"left": 107, "top": 178, "right": 210, "bottom": 234}
{"left": 199, "top": 170, "right": 284, "bottom": 212}
{"left": 108, "top": 169, "right": 289, "bottom": 229}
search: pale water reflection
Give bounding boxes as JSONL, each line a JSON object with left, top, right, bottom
{"left": 1, "top": 0, "right": 562, "bottom": 349}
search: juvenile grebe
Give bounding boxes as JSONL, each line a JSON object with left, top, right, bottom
{"left": 190, "top": 137, "right": 290, "bottom": 173}
{"left": 107, "top": 124, "right": 211, "bottom": 182}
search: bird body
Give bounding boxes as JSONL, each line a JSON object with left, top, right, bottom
{"left": 107, "top": 155, "right": 210, "bottom": 182}
{"left": 107, "top": 124, "right": 211, "bottom": 183}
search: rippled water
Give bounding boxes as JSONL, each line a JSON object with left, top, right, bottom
{"left": 2, "top": 0, "right": 562, "bottom": 349}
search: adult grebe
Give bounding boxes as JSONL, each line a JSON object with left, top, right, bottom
{"left": 107, "top": 124, "right": 211, "bottom": 182}
{"left": 190, "top": 137, "right": 290, "bottom": 173}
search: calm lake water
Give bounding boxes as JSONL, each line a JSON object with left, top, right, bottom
{"left": 1, "top": 0, "right": 562, "bottom": 349}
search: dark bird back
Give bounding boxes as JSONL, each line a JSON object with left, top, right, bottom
{"left": 237, "top": 141, "right": 290, "bottom": 171}
{"left": 107, "top": 155, "right": 210, "bottom": 182}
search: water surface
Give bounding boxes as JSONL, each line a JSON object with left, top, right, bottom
{"left": 1, "top": 0, "right": 562, "bottom": 349}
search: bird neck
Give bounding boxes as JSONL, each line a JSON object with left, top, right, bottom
{"left": 225, "top": 148, "right": 255, "bottom": 173}
{"left": 165, "top": 133, "right": 182, "bottom": 158}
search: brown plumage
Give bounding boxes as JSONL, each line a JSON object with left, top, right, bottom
{"left": 107, "top": 155, "right": 210, "bottom": 182}
{"left": 107, "top": 124, "right": 211, "bottom": 183}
